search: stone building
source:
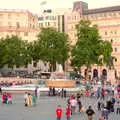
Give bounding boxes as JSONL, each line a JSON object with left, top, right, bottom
{"left": 66, "top": 1, "right": 120, "bottom": 83}
{"left": 0, "top": 9, "right": 39, "bottom": 42}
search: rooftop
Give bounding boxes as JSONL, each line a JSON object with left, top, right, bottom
{"left": 83, "top": 5, "right": 120, "bottom": 15}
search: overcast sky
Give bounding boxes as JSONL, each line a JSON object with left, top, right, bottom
{"left": 1, "top": 0, "right": 120, "bottom": 13}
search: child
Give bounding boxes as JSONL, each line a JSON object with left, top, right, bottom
{"left": 7, "top": 93, "right": 12, "bottom": 104}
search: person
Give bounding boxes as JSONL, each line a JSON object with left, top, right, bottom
{"left": 70, "top": 97, "right": 77, "bottom": 114}
{"left": 56, "top": 105, "right": 62, "bottom": 120}
{"left": 64, "top": 89, "right": 66, "bottom": 98}
{"left": 27, "top": 93, "right": 33, "bottom": 107}
{"left": 101, "top": 88, "right": 105, "bottom": 100}
{"left": 106, "top": 98, "right": 112, "bottom": 113}
{"left": 2, "top": 92, "right": 7, "bottom": 104}
{"left": 90, "top": 87, "right": 94, "bottom": 97}
{"left": 35, "top": 87, "right": 38, "bottom": 98}
{"left": 77, "top": 97, "right": 82, "bottom": 112}
{"left": 66, "top": 104, "right": 71, "bottom": 120}
{"left": 86, "top": 106, "right": 95, "bottom": 120}
{"left": 116, "top": 101, "right": 120, "bottom": 114}
{"left": 7, "top": 93, "right": 12, "bottom": 104}
{"left": 49, "top": 87, "right": 52, "bottom": 96}
{"left": 24, "top": 92, "right": 28, "bottom": 106}
{"left": 111, "top": 96, "right": 116, "bottom": 112}
{"left": 32, "top": 94, "right": 37, "bottom": 106}
{"left": 86, "top": 89, "right": 89, "bottom": 97}
{"left": 53, "top": 87, "right": 56, "bottom": 96}
{"left": 0, "top": 87, "right": 2, "bottom": 95}
{"left": 97, "top": 87, "right": 101, "bottom": 99}
{"left": 98, "top": 115, "right": 104, "bottom": 120}
{"left": 101, "top": 106, "right": 109, "bottom": 120}
{"left": 97, "top": 101, "right": 101, "bottom": 111}
{"left": 61, "top": 89, "right": 64, "bottom": 98}
{"left": 114, "top": 87, "right": 118, "bottom": 99}
{"left": 112, "top": 85, "right": 114, "bottom": 95}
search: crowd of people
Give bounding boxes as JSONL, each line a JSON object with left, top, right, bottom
{"left": 55, "top": 85, "right": 120, "bottom": 120}
{"left": 0, "top": 83, "right": 120, "bottom": 120}
{"left": 24, "top": 92, "right": 37, "bottom": 107}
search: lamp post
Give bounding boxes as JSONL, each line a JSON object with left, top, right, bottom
{"left": 50, "top": 40, "right": 54, "bottom": 72}
{"left": 99, "top": 55, "right": 104, "bottom": 85}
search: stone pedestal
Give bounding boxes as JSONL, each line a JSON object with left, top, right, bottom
{"left": 107, "top": 70, "right": 116, "bottom": 85}
{"left": 46, "top": 80, "right": 75, "bottom": 88}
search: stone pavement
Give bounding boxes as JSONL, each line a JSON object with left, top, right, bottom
{"left": 0, "top": 95, "right": 120, "bottom": 120}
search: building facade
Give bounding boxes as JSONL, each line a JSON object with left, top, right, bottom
{"left": 38, "top": 8, "right": 73, "bottom": 33}
{"left": 1, "top": 2, "right": 120, "bottom": 81}
{"left": 0, "top": 9, "right": 39, "bottom": 42}
{"left": 66, "top": 1, "right": 120, "bottom": 82}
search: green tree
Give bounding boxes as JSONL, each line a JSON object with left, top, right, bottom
{"left": 71, "top": 20, "right": 113, "bottom": 78}
{"left": 0, "top": 35, "right": 32, "bottom": 68}
{"left": 35, "top": 28, "right": 69, "bottom": 71}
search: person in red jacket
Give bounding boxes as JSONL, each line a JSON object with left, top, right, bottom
{"left": 66, "top": 104, "right": 71, "bottom": 120}
{"left": 56, "top": 105, "right": 62, "bottom": 120}
{"left": 101, "top": 88, "right": 105, "bottom": 100}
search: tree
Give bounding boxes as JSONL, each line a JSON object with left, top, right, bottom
{"left": 0, "top": 35, "right": 32, "bottom": 68}
{"left": 35, "top": 28, "right": 69, "bottom": 71}
{"left": 71, "top": 20, "right": 112, "bottom": 78}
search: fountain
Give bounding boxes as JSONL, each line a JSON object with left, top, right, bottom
{"left": 45, "top": 64, "right": 75, "bottom": 88}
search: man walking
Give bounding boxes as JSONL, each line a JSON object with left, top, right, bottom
{"left": 86, "top": 106, "right": 95, "bottom": 120}
{"left": 56, "top": 105, "right": 62, "bottom": 120}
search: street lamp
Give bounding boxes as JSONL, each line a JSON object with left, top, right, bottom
{"left": 50, "top": 40, "right": 54, "bottom": 72}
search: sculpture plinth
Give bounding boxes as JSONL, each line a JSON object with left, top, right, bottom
{"left": 46, "top": 80, "right": 75, "bottom": 88}
{"left": 45, "top": 64, "right": 75, "bottom": 88}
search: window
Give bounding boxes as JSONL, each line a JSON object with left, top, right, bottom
{"left": 24, "top": 32, "right": 28, "bottom": 36}
{"left": 111, "top": 31, "right": 113, "bottom": 34}
{"left": 74, "top": 16, "right": 76, "bottom": 20}
{"left": 111, "top": 39, "right": 113, "bottom": 43}
{"left": 33, "top": 62, "right": 37, "bottom": 67}
{"left": 16, "top": 22, "right": 20, "bottom": 28}
{"left": 105, "top": 31, "right": 107, "bottom": 35}
{"left": 8, "top": 22, "right": 12, "bottom": 27}
{"left": 115, "top": 58, "right": 117, "bottom": 62}
{"left": 48, "top": 22, "right": 50, "bottom": 26}
{"left": 8, "top": 14, "right": 11, "bottom": 19}
{"left": 33, "top": 25, "right": 35, "bottom": 28}
{"left": 41, "top": 23, "right": 43, "bottom": 27}
{"left": 114, "top": 48, "right": 117, "bottom": 52}
{"left": 30, "top": 24, "right": 31, "bottom": 28}
{"left": 38, "top": 17, "right": 44, "bottom": 21}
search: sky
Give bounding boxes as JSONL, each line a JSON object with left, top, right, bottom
{"left": 1, "top": 0, "right": 120, "bottom": 13}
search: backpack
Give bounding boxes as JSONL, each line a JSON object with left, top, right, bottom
{"left": 111, "top": 98, "right": 115, "bottom": 104}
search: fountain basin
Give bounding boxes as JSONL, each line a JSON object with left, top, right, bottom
{"left": 46, "top": 80, "right": 75, "bottom": 88}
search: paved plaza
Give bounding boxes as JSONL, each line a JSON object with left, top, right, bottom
{"left": 0, "top": 94, "right": 120, "bottom": 120}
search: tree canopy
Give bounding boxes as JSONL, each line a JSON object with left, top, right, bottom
{"left": 0, "top": 35, "right": 32, "bottom": 68}
{"left": 33, "top": 28, "right": 69, "bottom": 68}
{"left": 71, "top": 20, "right": 113, "bottom": 70}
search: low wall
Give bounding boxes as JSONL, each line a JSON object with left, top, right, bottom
{"left": 46, "top": 80, "right": 75, "bottom": 88}
{"left": 0, "top": 77, "right": 38, "bottom": 84}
